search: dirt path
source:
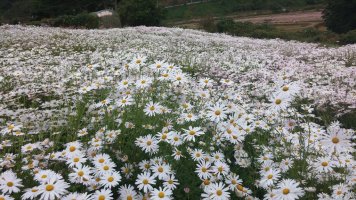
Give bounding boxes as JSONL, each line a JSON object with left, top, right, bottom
{"left": 168, "top": 10, "right": 323, "bottom": 30}
{"left": 236, "top": 11, "right": 322, "bottom": 24}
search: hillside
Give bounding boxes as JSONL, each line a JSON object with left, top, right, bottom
{"left": 162, "top": 0, "right": 326, "bottom": 22}
{"left": 0, "top": 25, "right": 355, "bottom": 199}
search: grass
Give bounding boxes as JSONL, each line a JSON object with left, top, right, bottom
{"left": 190, "top": 17, "right": 356, "bottom": 46}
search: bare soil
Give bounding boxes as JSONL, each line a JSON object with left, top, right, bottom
{"left": 168, "top": 10, "right": 324, "bottom": 31}
{"left": 236, "top": 11, "right": 322, "bottom": 24}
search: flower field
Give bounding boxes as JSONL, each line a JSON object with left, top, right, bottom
{"left": 0, "top": 25, "right": 355, "bottom": 200}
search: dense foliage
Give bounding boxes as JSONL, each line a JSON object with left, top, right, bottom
{"left": 164, "top": 0, "right": 326, "bottom": 21}
{"left": 50, "top": 13, "right": 100, "bottom": 29}
{"left": 201, "top": 18, "right": 354, "bottom": 45}
{"left": 0, "top": 0, "right": 325, "bottom": 25}
{"left": 322, "top": 0, "right": 356, "bottom": 33}
{"left": 119, "top": 0, "right": 165, "bottom": 26}
{"left": 0, "top": 0, "right": 116, "bottom": 23}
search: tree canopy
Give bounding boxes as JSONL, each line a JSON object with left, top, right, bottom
{"left": 323, "top": 0, "right": 356, "bottom": 33}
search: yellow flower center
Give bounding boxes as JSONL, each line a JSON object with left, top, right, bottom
{"left": 158, "top": 167, "right": 164, "bottom": 173}
{"left": 149, "top": 106, "right": 155, "bottom": 111}
{"left": 103, "top": 165, "right": 109, "bottom": 170}
{"left": 282, "top": 86, "right": 289, "bottom": 91}
{"left": 283, "top": 188, "right": 290, "bottom": 195}
{"left": 143, "top": 179, "right": 149, "bottom": 185}
{"left": 158, "top": 192, "right": 165, "bottom": 198}
{"left": 202, "top": 167, "right": 207, "bottom": 172}
{"left": 275, "top": 99, "right": 282, "bottom": 105}
{"left": 127, "top": 196, "right": 133, "bottom": 200}
{"left": 321, "top": 161, "right": 328, "bottom": 167}
{"left": 267, "top": 174, "right": 273, "bottom": 179}
{"left": 78, "top": 171, "right": 84, "bottom": 177}
{"left": 237, "top": 184, "right": 243, "bottom": 191}
{"left": 332, "top": 137, "right": 339, "bottom": 144}
{"left": 98, "top": 195, "right": 106, "bottom": 200}
{"left": 108, "top": 176, "right": 114, "bottom": 182}
{"left": 46, "top": 184, "right": 54, "bottom": 191}
{"left": 231, "top": 180, "right": 237, "bottom": 184}
{"left": 216, "top": 190, "right": 223, "bottom": 196}
{"left": 69, "top": 146, "right": 76, "bottom": 152}
{"left": 215, "top": 110, "right": 221, "bottom": 115}
{"left": 7, "top": 182, "right": 13, "bottom": 187}
{"left": 7, "top": 124, "right": 15, "bottom": 130}
{"left": 99, "top": 158, "right": 105, "bottom": 163}
{"left": 73, "top": 157, "right": 80, "bottom": 162}
{"left": 203, "top": 179, "right": 210, "bottom": 185}
{"left": 146, "top": 141, "right": 152, "bottom": 145}
{"left": 189, "top": 130, "right": 196, "bottom": 135}
{"left": 136, "top": 60, "right": 141, "bottom": 64}
{"left": 218, "top": 166, "right": 223, "bottom": 172}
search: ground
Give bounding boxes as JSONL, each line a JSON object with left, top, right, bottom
{"left": 166, "top": 10, "right": 324, "bottom": 31}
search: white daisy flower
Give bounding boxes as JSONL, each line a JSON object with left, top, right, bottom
{"left": 90, "top": 188, "right": 113, "bottom": 200}
{"left": 100, "top": 171, "right": 122, "bottom": 188}
{"left": 135, "top": 172, "right": 156, "bottom": 193}
{"left": 206, "top": 182, "right": 230, "bottom": 200}
{"left": 38, "top": 176, "right": 69, "bottom": 200}
{"left": 151, "top": 187, "right": 173, "bottom": 200}
{"left": 273, "top": 179, "right": 304, "bottom": 200}
{"left": 0, "top": 170, "right": 23, "bottom": 194}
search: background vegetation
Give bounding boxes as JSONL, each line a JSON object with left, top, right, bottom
{"left": 163, "top": 0, "right": 326, "bottom": 22}
{"left": 322, "top": 0, "right": 356, "bottom": 33}
{"left": 0, "top": 0, "right": 355, "bottom": 45}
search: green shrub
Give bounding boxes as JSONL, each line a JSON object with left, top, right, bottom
{"left": 119, "top": 0, "right": 164, "bottom": 26}
{"left": 339, "top": 30, "right": 356, "bottom": 45}
{"left": 52, "top": 15, "right": 73, "bottom": 27}
{"left": 72, "top": 13, "right": 99, "bottom": 29}
{"left": 99, "top": 14, "right": 121, "bottom": 28}
{"left": 199, "top": 16, "right": 217, "bottom": 32}
{"left": 216, "top": 19, "right": 278, "bottom": 38}
{"left": 51, "top": 13, "right": 99, "bottom": 29}
{"left": 216, "top": 18, "right": 236, "bottom": 33}
{"left": 323, "top": 0, "right": 356, "bottom": 33}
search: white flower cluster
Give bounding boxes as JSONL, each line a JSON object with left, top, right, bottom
{"left": 0, "top": 25, "right": 355, "bottom": 200}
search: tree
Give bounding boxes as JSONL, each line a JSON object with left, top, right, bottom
{"left": 119, "top": 0, "right": 164, "bottom": 26}
{"left": 322, "top": 0, "right": 356, "bottom": 33}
